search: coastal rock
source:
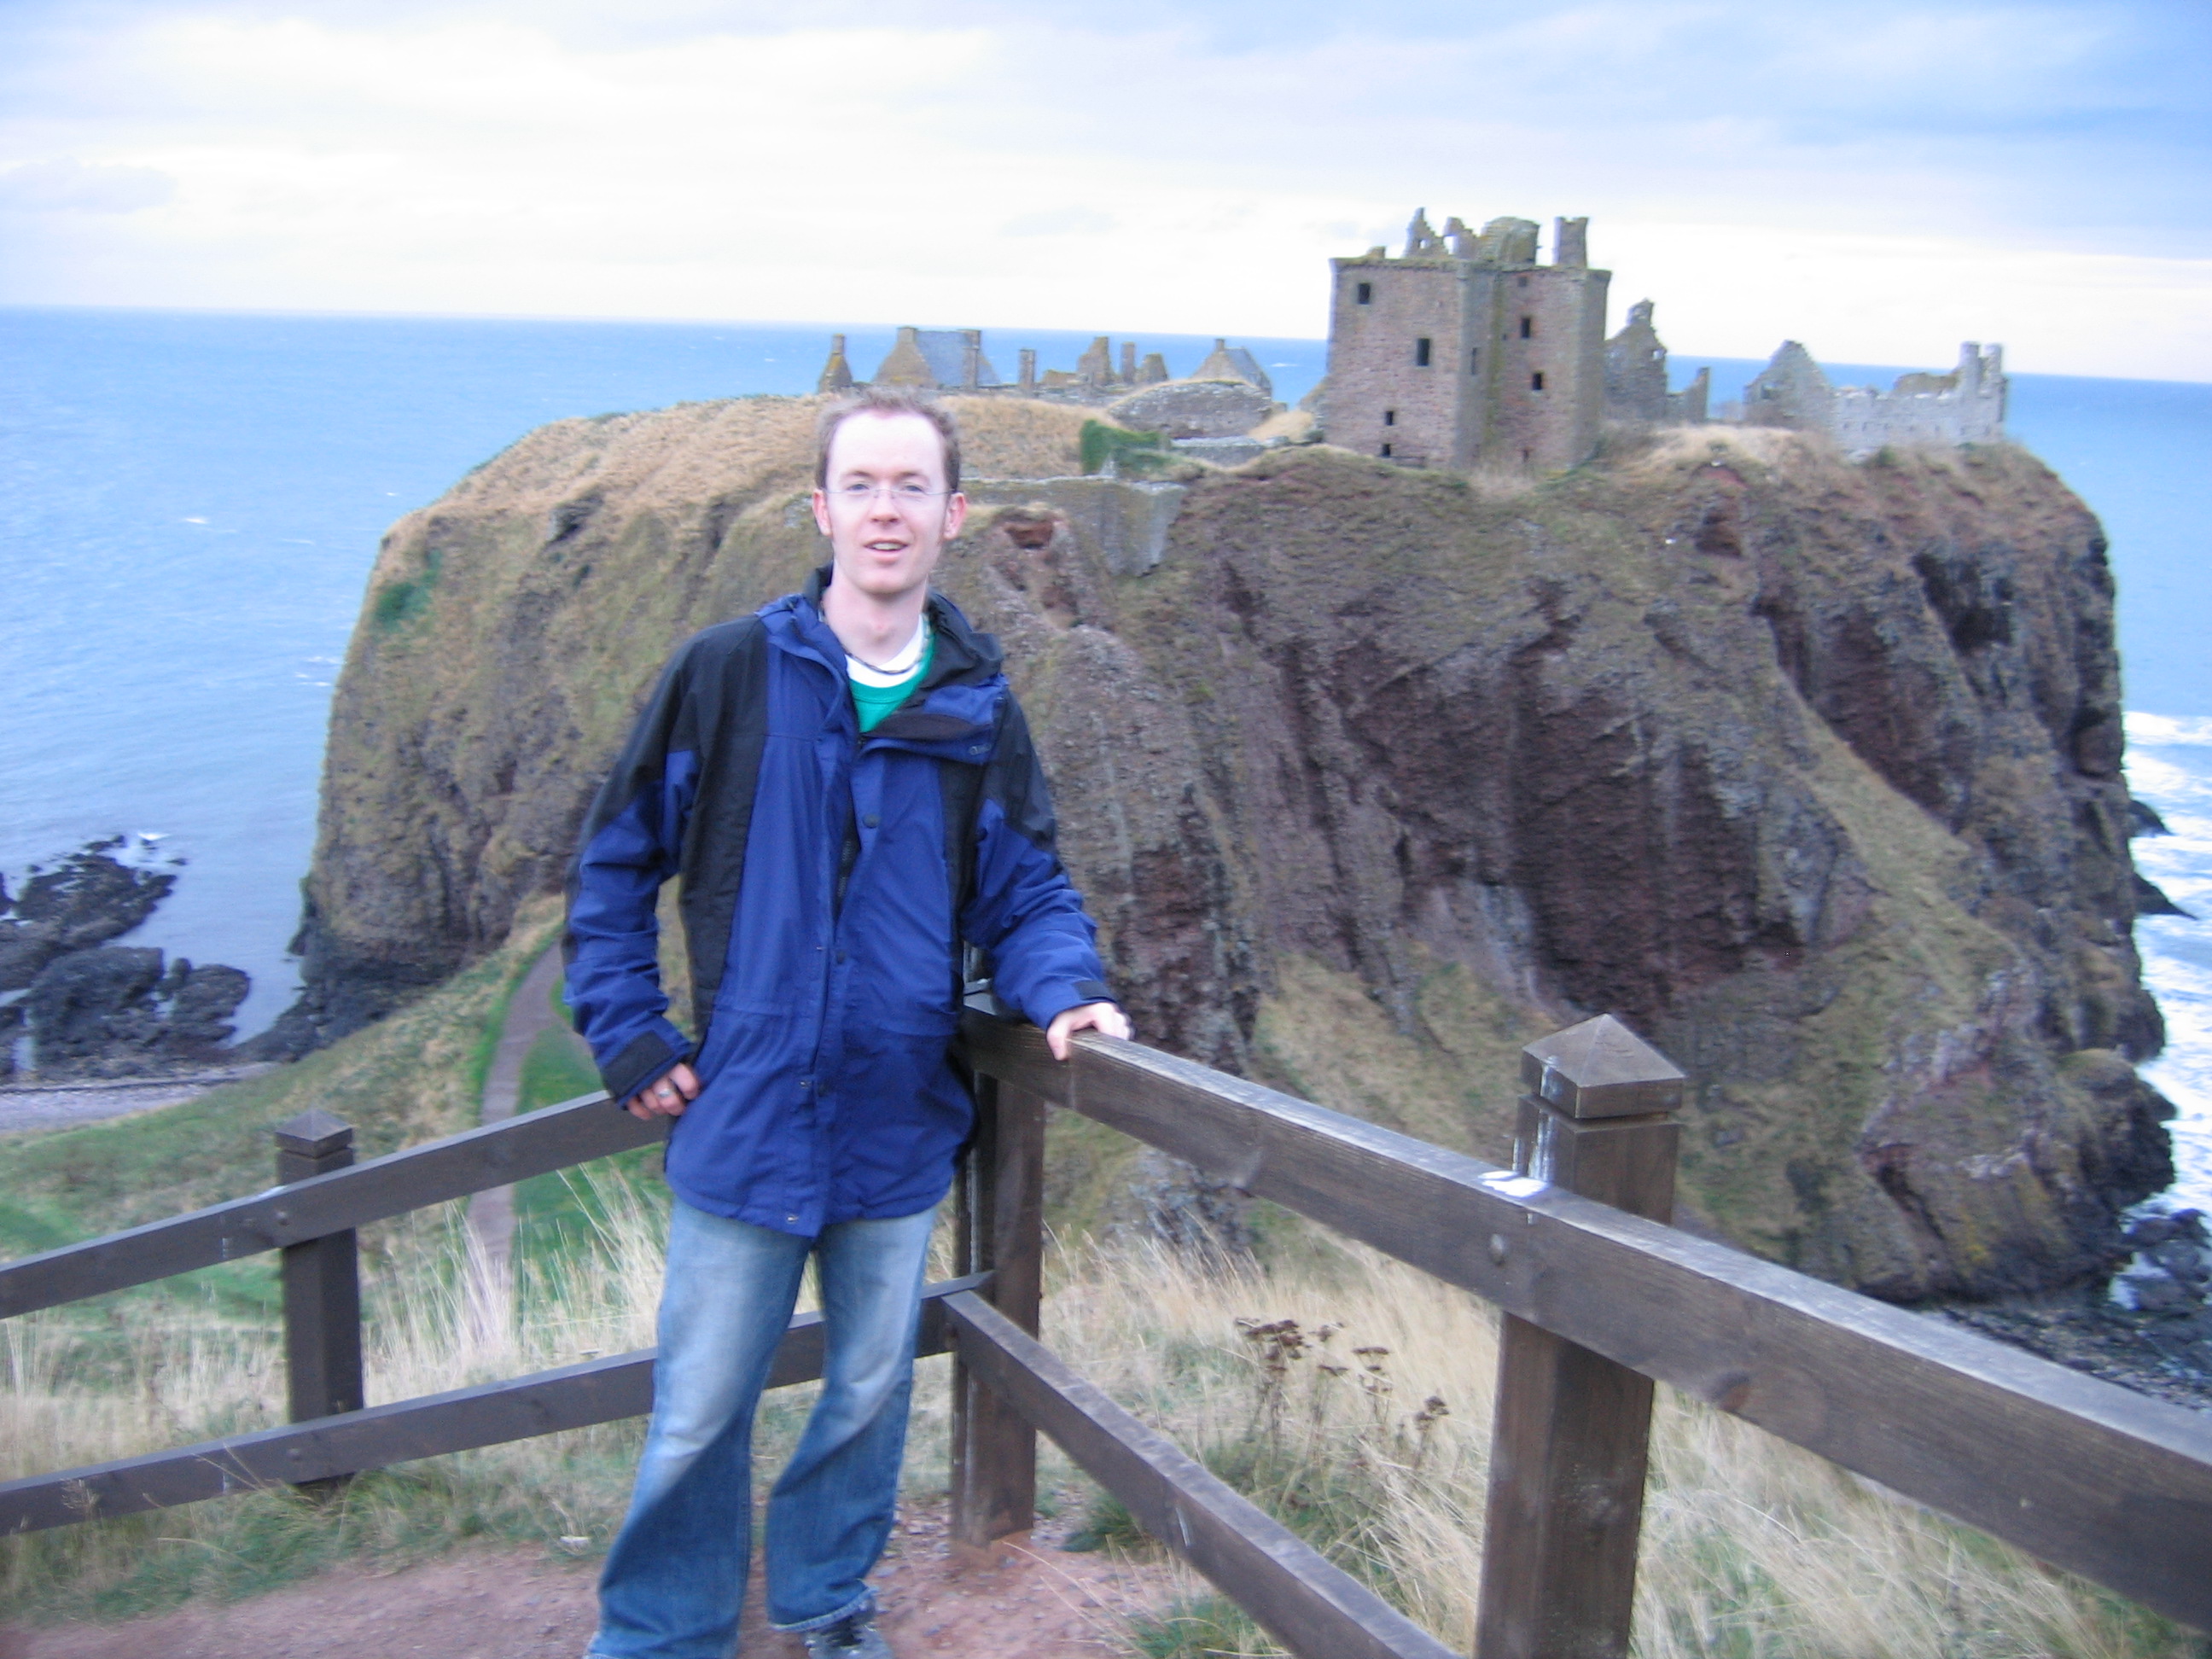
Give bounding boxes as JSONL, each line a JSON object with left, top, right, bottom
{"left": 1, "top": 840, "right": 258, "bottom": 1080}
{"left": 0, "top": 999, "right": 21, "bottom": 1082}
{"left": 20, "top": 946, "right": 251, "bottom": 1079}
{"left": 2129, "top": 797, "right": 2171, "bottom": 838}
{"left": 0, "top": 839, "right": 175, "bottom": 991}
{"left": 2110, "top": 1207, "right": 2212, "bottom": 1320}
{"left": 2133, "top": 871, "right": 2193, "bottom": 917}
{"left": 287, "top": 405, "right": 2172, "bottom": 1301}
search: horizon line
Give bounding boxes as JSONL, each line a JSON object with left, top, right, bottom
{"left": 3, "top": 301, "right": 2209, "bottom": 391}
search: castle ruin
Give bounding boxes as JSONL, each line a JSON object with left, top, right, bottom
{"left": 808, "top": 221, "right": 2011, "bottom": 475}
{"left": 1322, "top": 211, "right": 1610, "bottom": 472}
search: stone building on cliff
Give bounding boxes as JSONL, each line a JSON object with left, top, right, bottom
{"left": 1322, "top": 210, "right": 1611, "bottom": 472}
{"left": 815, "top": 233, "right": 2009, "bottom": 474}
{"left": 1743, "top": 340, "right": 2009, "bottom": 456}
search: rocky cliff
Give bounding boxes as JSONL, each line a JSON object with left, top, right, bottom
{"left": 283, "top": 399, "right": 2171, "bottom": 1301}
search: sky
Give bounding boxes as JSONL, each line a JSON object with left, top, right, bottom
{"left": 2, "top": 0, "right": 2209, "bottom": 380}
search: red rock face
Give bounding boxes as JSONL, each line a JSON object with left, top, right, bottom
{"left": 291, "top": 406, "right": 2171, "bottom": 1301}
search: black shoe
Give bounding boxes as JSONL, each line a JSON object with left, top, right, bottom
{"left": 801, "top": 1611, "right": 892, "bottom": 1659}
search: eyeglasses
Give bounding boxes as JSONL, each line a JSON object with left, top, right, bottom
{"left": 828, "top": 481, "right": 953, "bottom": 508}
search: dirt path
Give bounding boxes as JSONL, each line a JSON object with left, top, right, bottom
{"left": 463, "top": 946, "right": 576, "bottom": 1337}
{"left": 0, "top": 1501, "right": 1176, "bottom": 1659}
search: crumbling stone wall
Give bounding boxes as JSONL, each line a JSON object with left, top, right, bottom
{"left": 1604, "top": 300, "right": 1708, "bottom": 425}
{"left": 1748, "top": 341, "right": 2008, "bottom": 456}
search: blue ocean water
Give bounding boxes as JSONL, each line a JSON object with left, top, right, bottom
{"left": 0, "top": 307, "right": 2204, "bottom": 1207}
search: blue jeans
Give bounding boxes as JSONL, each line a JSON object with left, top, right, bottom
{"left": 589, "top": 1197, "right": 939, "bottom": 1659}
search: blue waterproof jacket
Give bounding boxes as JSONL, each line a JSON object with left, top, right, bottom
{"left": 563, "top": 570, "right": 1113, "bottom": 1236}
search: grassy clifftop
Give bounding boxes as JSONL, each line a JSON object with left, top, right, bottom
{"left": 282, "top": 403, "right": 2168, "bottom": 1301}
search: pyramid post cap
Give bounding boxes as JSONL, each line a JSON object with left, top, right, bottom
{"left": 1520, "top": 1015, "right": 1685, "bottom": 1119}
{"left": 274, "top": 1108, "right": 354, "bottom": 1156}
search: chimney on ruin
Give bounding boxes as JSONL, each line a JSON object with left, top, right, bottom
{"left": 818, "top": 333, "right": 854, "bottom": 393}
{"left": 1554, "top": 217, "right": 1589, "bottom": 267}
{"left": 1019, "top": 347, "right": 1037, "bottom": 393}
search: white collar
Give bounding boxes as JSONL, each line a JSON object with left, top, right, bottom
{"left": 846, "top": 616, "right": 929, "bottom": 686}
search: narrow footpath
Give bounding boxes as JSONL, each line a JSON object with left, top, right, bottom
{"left": 462, "top": 946, "right": 573, "bottom": 1339}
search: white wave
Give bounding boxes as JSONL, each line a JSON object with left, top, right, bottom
{"left": 2126, "top": 711, "right": 2212, "bottom": 748}
{"left": 2127, "top": 720, "right": 2212, "bottom": 1210}
{"left": 2126, "top": 751, "right": 2212, "bottom": 806}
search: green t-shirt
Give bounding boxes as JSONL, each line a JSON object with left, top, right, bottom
{"left": 848, "top": 632, "right": 936, "bottom": 733}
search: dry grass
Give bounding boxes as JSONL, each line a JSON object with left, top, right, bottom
{"left": 1054, "top": 1231, "right": 2193, "bottom": 1659}
{"left": 944, "top": 395, "right": 1092, "bottom": 481}
{"left": 3, "top": 1168, "right": 2195, "bottom": 1656}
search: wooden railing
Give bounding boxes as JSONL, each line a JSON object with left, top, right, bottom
{"left": 3, "top": 1010, "right": 2210, "bottom": 1658}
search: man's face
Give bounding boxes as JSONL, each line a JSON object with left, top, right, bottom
{"left": 810, "top": 411, "right": 967, "bottom": 602}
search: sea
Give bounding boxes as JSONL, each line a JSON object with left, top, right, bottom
{"left": 2, "top": 308, "right": 2206, "bottom": 1208}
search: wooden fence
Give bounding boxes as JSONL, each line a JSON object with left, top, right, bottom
{"left": 3, "top": 1010, "right": 2209, "bottom": 1658}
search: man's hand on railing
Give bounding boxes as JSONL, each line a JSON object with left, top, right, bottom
{"left": 627, "top": 1062, "right": 701, "bottom": 1121}
{"left": 1045, "top": 1001, "right": 1131, "bottom": 1062}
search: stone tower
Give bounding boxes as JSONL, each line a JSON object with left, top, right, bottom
{"left": 1324, "top": 212, "right": 1610, "bottom": 471}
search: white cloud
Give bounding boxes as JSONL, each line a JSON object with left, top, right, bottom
{"left": 0, "top": 3, "right": 2205, "bottom": 379}
{"left": 0, "top": 157, "right": 176, "bottom": 212}
{"left": 1001, "top": 207, "right": 1117, "bottom": 238}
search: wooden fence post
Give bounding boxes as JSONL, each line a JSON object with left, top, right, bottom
{"left": 1476, "top": 1015, "right": 1685, "bottom": 1659}
{"left": 275, "top": 1109, "right": 364, "bottom": 1492}
{"left": 949, "top": 1071, "right": 1046, "bottom": 1555}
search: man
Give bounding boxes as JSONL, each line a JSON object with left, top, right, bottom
{"left": 565, "top": 385, "right": 1129, "bottom": 1659}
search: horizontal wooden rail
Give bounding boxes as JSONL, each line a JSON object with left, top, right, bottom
{"left": 0, "top": 1272, "right": 984, "bottom": 1534}
{"left": 946, "top": 1291, "right": 1455, "bottom": 1659}
{"left": 958, "top": 1015, "right": 2212, "bottom": 1632}
{"left": 0, "top": 1091, "right": 649, "bottom": 1320}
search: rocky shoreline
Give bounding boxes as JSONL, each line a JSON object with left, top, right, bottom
{"left": 0, "top": 839, "right": 266, "bottom": 1083}
{"left": 1931, "top": 1205, "right": 2212, "bottom": 1411}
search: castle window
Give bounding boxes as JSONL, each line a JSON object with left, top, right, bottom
{"left": 1356, "top": 282, "right": 1372, "bottom": 305}
{"left": 1470, "top": 348, "right": 1480, "bottom": 373}
{"left": 1415, "top": 337, "right": 1432, "bottom": 367}
{"left": 1383, "top": 410, "right": 1396, "bottom": 426}
{"left": 1531, "top": 372, "right": 1545, "bottom": 391}
{"left": 1381, "top": 443, "right": 1394, "bottom": 457}
{"left": 1519, "top": 317, "right": 1533, "bottom": 339}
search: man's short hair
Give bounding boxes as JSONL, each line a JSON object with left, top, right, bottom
{"left": 815, "top": 386, "right": 963, "bottom": 494}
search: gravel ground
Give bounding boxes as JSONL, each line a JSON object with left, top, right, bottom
{"left": 0, "top": 1068, "right": 275, "bottom": 1137}
{"left": 1937, "top": 1291, "right": 2212, "bottom": 1413}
